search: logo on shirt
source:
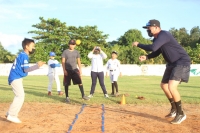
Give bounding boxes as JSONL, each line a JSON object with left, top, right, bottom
{"left": 24, "top": 60, "right": 28, "bottom": 63}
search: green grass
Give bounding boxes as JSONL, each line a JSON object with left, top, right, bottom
{"left": 0, "top": 76, "right": 200, "bottom": 105}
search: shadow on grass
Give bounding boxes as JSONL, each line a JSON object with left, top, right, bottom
{"left": 182, "top": 95, "right": 200, "bottom": 99}
{"left": 106, "top": 96, "right": 121, "bottom": 104}
{"left": 0, "top": 84, "right": 89, "bottom": 104}
{"left": 180, "top": 85, "right": 200, "bottom": 89}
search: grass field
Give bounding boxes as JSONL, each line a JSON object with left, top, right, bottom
{"left": 0, "top": 76, "right": 200, "bottom": 104}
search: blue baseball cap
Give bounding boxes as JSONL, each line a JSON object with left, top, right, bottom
{"left": 49, "top": 52, "right": 56, "bottom": 56}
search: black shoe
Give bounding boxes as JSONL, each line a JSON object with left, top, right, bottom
{"left": 165, "top": 108, "right": 176, "bottom": 118}
{"left": 171, "top": 112, "right": 186, "bottom": 124}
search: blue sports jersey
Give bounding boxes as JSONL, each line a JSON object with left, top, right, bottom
{"left": 8, "top": 51, "right": 30, "bottom": 85}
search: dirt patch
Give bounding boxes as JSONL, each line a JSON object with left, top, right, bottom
{"left": 0, "top": 103, "right": 199, "bottom": 133}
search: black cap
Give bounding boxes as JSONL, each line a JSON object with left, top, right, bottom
{"left": 112, "top": 51, "right": 118, "bottom": 55}
{"left": 142, "top": 19, "right": 160, "bottom": 29}
{"left": 68, "top": 39, "right": 76, "bottom": 45}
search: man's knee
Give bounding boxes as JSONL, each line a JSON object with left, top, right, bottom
{"left": 160, "top": 83, "right": 168, "bottom": 90}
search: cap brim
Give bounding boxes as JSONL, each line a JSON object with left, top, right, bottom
{"left": 142, "top": 26, "right": 149, "bottom": 29}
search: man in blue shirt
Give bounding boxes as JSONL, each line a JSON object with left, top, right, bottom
{"left": 132, "top": 19, "right": 191, "bottom": 124}
{"left": 6, "top": 38, "right": 45, "bottom": 123}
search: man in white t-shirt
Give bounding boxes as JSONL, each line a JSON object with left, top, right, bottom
{"left": 47, "top": 52, "right": 64, "bottom": 96}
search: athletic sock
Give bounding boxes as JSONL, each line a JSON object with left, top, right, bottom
{"left": 79, "top": 85, "right": 85, "bottom": 97}
{"left": 175, "top": 100, "right": 183, "bottom": 115}
{"left": 111, "top": 83, "right": 114, "bottom": 94}
{"left": 168, "top": 98, "right": 176, "bottom": 110}
{"left": 64, "top": 86, "right": 69, "bottom": 97}
{"left": 114, "top": 81, "right": 118, "bottom": 93}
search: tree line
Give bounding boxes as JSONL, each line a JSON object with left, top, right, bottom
{"left": 0, "top": 17, "right": 200, "bottom": 65}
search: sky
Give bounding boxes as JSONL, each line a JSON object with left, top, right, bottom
{"left": 0, "top": 0, "right": 200, "bottom": 54}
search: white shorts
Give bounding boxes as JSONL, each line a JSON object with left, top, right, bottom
{"left": 109, "top": 71, "right": 119, "bottom": 83}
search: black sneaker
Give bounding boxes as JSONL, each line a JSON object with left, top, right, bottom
{"left": 171, "top": 112, "right": 186, "bottom": 124}
{"left": 110, "top": 93, "right": 115, "bottom": 97}
{"left": 165, "top": 108, "right": 176, "bottom": 118}
{"left": 82, "top": 96, "right": 90, "bottom": 101}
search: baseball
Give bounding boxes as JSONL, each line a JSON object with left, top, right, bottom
{"left": 76, "top": 39, "right": 81, "bottom": 45}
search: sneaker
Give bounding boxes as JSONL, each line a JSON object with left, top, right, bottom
{"left": 7, "top": 115, "right": 21, "bottom": 123}
{"left": 105, "top": 94, "right": 109, "bottom": 98}
{"left": 48, "top": 91, "right": 52, "bottom": 96}
{"left": 171, "top": 112, "right": 186, "bottom": 124}
{"left": 165, "top": 108, "right": 176, "bottom": 118}
{"left": 65, "top": 97, "right": 70, "bottom": 103}
{"left": 115, "top": 92, "right": 120, "bottom": 97}
{"left": 58, "top": 91, "right": 64, "bottom": 95}
{"left": 82, "top": 96, "right": 90, "bottom": 101}
{"left": 88, "top": 94, "right": 93, "bottom": 98}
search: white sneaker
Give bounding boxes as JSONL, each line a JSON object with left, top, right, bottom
{"left": 7, "top": 115, "right": 21, "bottom": 123}
{"left": 66, "top": 97, "right": 70, "bottom": 103}
{"left": 105, "top": 94, "right": 109, "bottom": 98}
{"left": 88, "top": 94, "right": 93, "bottom": 98}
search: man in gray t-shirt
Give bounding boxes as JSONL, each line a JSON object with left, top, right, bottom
{"left": 61, "top": 39, "right": 89, "bottom": 102}
{"left": 62, "top": 49, "right": 80, "bottom": 70}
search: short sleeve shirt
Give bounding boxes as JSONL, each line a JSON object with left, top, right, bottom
{"left": 61, "top": 49, "right": 80, "bottom": 70}
{"left": 106, "top": 59, "right": 121, "bottom": 72}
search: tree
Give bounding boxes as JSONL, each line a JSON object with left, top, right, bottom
{"left": 28, "top": 17, "right": 70, "bottom": 63}
{"left": 169, "top": 27, "right": 191, "bottom": 47}
{"left": 185, "top": 43, "right": 200, "bottom": 64}
{"left": 189, "top": 26, "right": 200, "bottom": 48}
{"left": 118, "top": 29, "right": 151, "bottom": 46}
{"left": 28, "top": 17, "right": 109, "bottom": 65}
{"left": 0, "top": 42, "right": 16, "bottom": 63}
{"left": 67, "top": 25, "right": 109, "bottom": 65}
{"left": 110, "top": 29, "right": 165, "bottom": 64}
{"left": 190, "top": 26, "right": 200, "bottom": 41}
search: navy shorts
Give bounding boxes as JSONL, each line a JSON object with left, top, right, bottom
{"left": 161, "top": 65, "right": 190, "bottom": 83}
{"left": 63, "top": 69, "right": 82, "bottom": 86}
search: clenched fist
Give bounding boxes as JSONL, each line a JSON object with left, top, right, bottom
{"left": 132, "top": 42, "right": 139, "bottom": 47}
{"left": 139, "top": 56, "right": 147, "bottom": 62}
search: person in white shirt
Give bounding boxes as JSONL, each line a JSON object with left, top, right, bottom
{"left": 88, "top": 46, "right": 109, "bottom": 98}
{"left": 47, "top": 52, "right": 64, "bottom": 96}
{"left": 106, "top": 51, "right": 122, "bottom": 96}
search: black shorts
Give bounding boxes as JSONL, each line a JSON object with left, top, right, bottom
{"left": 63, "top": 69, "right": 82, "bottom": 86}
{"left": 161, "top": 65, "right": 190, "bottom": 83}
